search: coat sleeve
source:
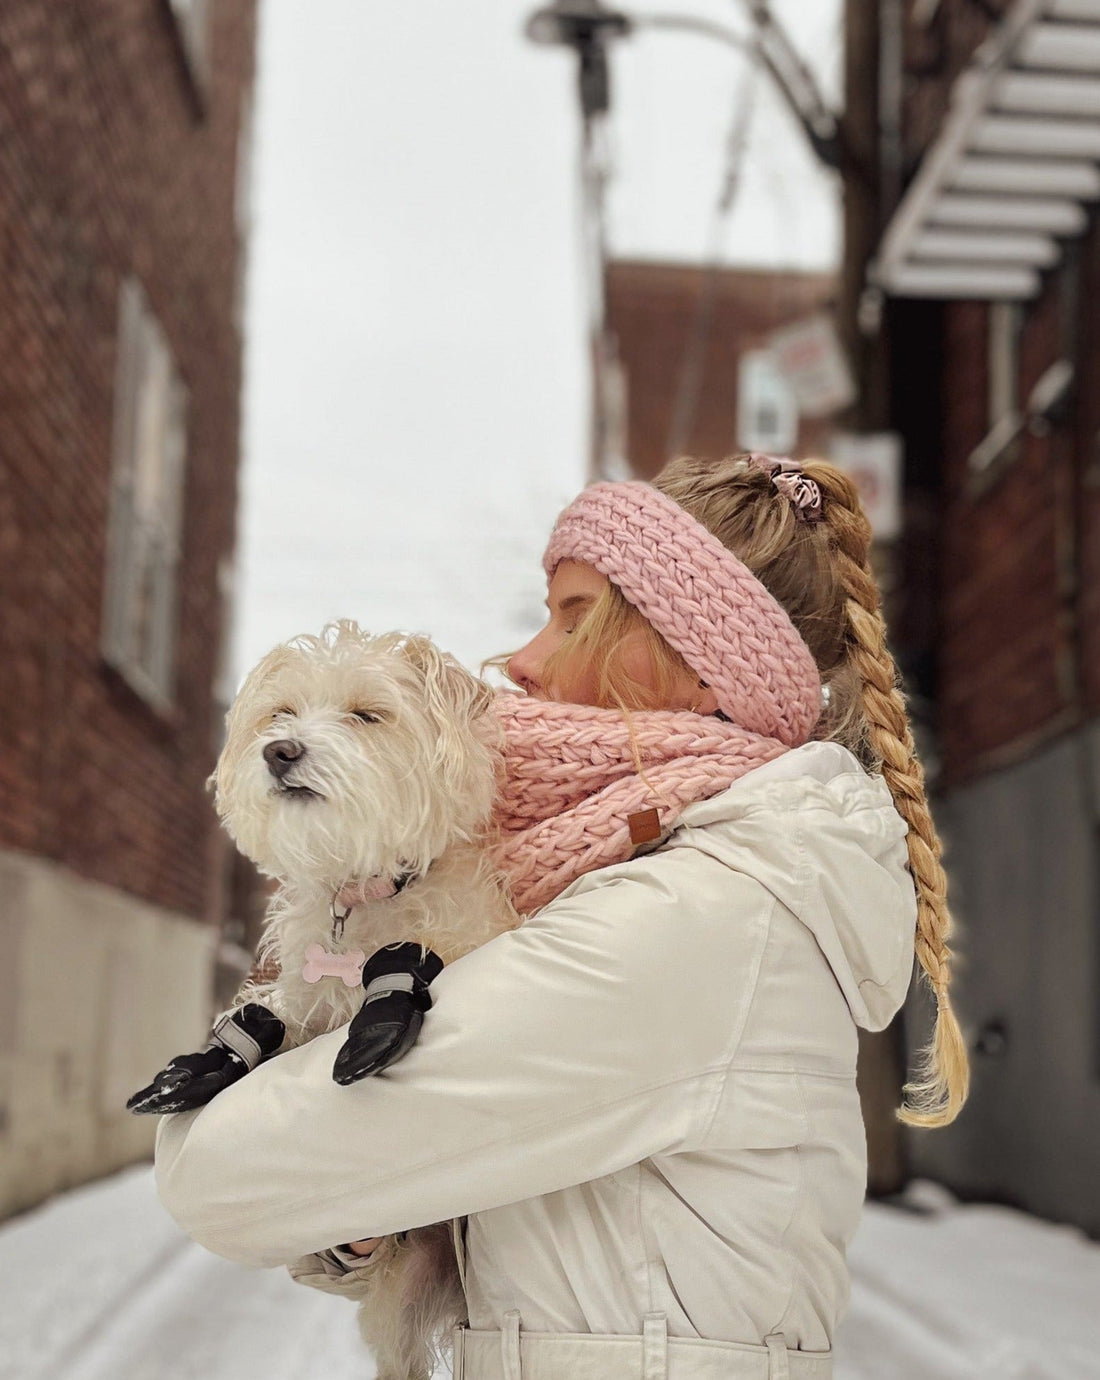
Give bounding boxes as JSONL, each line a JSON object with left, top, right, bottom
{"left": 154, "top": 844, "right": 776, "bottom": 1268}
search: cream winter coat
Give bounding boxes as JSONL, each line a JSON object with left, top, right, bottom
{"left": 155, "top": 740, "right": 917, "bottom": 1369}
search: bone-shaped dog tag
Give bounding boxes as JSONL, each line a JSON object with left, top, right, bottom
{"left": 302, "top": 943, "right": 366, "bottom": 986}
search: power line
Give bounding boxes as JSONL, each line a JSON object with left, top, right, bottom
{"left": 732, "top": 1, "right": 840, "bottom": 165}
{"left": 665, "top": 49, "right": 761, "bottom": 461}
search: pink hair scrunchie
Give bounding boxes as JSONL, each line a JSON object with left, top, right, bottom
{"left": 744, "top": 453, "right": 825, "bottom": 523}
{"left": 543, "top": 481, "right": 822, "bottom": 747}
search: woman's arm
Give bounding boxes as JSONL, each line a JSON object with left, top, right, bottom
{"left": 155, "top": 844, "right": 775, "bottom": 1268}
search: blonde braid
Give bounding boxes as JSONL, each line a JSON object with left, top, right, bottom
{"left": 805, "top": 462, "right": 970, "bottom": 1127}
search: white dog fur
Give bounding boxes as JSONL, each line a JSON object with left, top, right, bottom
{"left": 210, "top": 620, "right": 518, "bottom": 1380}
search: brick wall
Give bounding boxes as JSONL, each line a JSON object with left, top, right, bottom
{"left": 891, "top": 1, "right": 1100, "bottom": 790}
{"left": 0, "top": 0, "right": 255, "bottom": 921}
{"left": 935, "top": 298, "right": 1064, "bottom": 786}
{"left": 605, "top": 260, "right": 837, "bottom": 480}
{"left": 927, "top": 249, "right": 1098, "bottom": 789}
{"left": 878, "top": 0, "right": 1100, "bottom": 1237}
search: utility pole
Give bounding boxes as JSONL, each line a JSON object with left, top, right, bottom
{"left": 837, "top": 0, "right": 910, "bottom": 1197}
{"left": 527, "top": 2, "right": 628, "bottom": 483}
{"left": 837, "top": 0, "right": 888, "bottom": 435}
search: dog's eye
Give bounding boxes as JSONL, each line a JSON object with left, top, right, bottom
{"left": 351, "top": 710, "right": 380, "bottom": 724}
{"left": 272, "top": 707, "right": 294, "bottom": 720}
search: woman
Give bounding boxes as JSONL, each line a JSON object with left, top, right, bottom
{"left": 155, "top": 453, "right": 969, "bottom": 1379}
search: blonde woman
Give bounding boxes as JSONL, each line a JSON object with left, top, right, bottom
{"left": 156, "top": 454, "right": 968, "bottom": 1380}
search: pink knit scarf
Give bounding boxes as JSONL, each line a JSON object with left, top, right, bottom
{"left": 489, "top": 691, "right": 793, "bottom": 915}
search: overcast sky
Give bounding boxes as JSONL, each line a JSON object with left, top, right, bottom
{"left": 232, "top": 0, "right": 842, "bottom": 681}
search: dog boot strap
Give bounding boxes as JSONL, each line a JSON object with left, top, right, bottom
{"left": 209, "top": 1004, "right": 285, "bottom": 1069}
{"left": 362, "top": 970, "right": 416, "bottom": 1007}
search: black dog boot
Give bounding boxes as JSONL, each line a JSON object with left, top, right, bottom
{"left": 126, "top": 1004, "right": 286, "bottom": 1115}
{"left": 332, "top": 942, "right": 443, "bottom": 1086}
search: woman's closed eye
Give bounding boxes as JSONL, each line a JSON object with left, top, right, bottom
{"left": 545, "top": 592, "right": 595, "bottom": 629}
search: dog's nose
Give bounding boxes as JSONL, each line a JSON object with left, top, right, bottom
{"left": 263, "top": 739, "right": 306, "bottom": 780}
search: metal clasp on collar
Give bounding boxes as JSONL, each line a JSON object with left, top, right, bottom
{"left": 329, "top": 895, "right": 353, "bottom": 944}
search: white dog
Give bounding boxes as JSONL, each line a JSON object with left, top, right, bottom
{"left": 129, "top": 621, "right": 519, "bottom": 1380}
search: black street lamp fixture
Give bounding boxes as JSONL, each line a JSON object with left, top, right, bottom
{"left": 526, "top": 0, "right": 631, "bottom": 120}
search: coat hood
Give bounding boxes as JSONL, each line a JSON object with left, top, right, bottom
{"left": 676, "top": 739, "right": 918, "bottom": 1031}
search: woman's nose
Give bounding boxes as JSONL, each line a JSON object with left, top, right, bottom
{"left": 507, "top": 639, "right": 542, "bottom": 695}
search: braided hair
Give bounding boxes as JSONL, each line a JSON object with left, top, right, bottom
{"left": 654, "top": 454, "right": 970, "bottom": 1129}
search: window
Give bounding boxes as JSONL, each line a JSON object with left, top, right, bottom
{"left": 101, "top": 278, "right": 188, "bottom": 711}
{"left": 968, "top": 300, "right": 1023, "bottom": 484}
{"left": 737, "top": 349, "right": 798, "bottom": 455}
{"left": 167, "top": 0, "right": 209, "bottom": 96}
{"left": 988, "top": 300, "right": 1023, "bottom": 435}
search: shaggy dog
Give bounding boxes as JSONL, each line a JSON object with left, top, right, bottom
{"left": 130, "top": 622, "right": 519, "bottom": 1379}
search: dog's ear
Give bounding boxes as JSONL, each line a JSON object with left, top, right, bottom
{"left": 401, "top": 636, "right": 495, "bottom": 799}
{"left": 401, "top": 636, "right": 490, "bottom": 722}
{"left": 238, "top": 643, "right": 297, "bottom": 697}
{"left": 220, "top": 643, "right": 298, "bottom": 733}
{"left": 470, "top": 678, "right": 494, "bottom": 719}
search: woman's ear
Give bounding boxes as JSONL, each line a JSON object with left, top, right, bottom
{"left": 693, "top": 681, "right": 719, "bottom": 715}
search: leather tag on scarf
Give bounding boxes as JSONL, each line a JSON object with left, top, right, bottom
{"left": 628, "top": 808, "right": 662, "bottom": 846}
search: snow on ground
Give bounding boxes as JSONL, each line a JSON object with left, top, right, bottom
{"left": 0, "top": 1165, "right": 367, "bottom": 1380}
{"left": 835, "top": 1180, "right": 1100, "bottom": 1379}
{"left": 2, "top": 1166, "right": 1098, "bottom": 1380}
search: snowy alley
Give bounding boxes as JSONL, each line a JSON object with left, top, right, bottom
{"left": 2, "top": 1165, "right": 1099, "bottom": 1380}
{"left": 6, "top": 2, "right": 1100, "bottom": 1379}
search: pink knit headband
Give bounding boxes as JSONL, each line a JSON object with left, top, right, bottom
{"left": 543, "top": 481, "right": 822, "bottom": 747}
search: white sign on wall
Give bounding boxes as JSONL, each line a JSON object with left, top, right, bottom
{"left": 829, "top": 432, "right": 903, "bottom": 542}
{"left": 769, "top": 314, "right": 856, "bottom": 418}
{"left": 737, "top": 350, "right": 799, "bottom": 454}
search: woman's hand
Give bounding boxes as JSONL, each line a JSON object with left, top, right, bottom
{"left": 346, "top": 1236, "right": 384, "bottom": 1256}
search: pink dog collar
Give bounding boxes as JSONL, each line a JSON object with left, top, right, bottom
{"left": 335, "top": 866, "right": 423, "bottom": 912}
{"left": 339, "top": 876, "right": 405, "bottom": 905}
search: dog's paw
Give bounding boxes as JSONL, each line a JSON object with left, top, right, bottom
{"left": 126, "top": 1049, "right": 242, "bottom": 1115}
{"left": 127, "top": 1004, "right": 285, "bottom": 1115}
{"left": 332, "top": 1004, "right": 425, "bottom": 1085}
{"left": 332, "top": 943, "right": 443, "bottom": 1086}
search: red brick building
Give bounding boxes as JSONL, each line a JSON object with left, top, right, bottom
{"left": 0, "top": 0, "right": 256, "bottom": 1217}
{"left": 605, "top": 260, "right": 838, "bottom": 479}
{"left": 850, "top": 0, "right": 1100, "bottom": 1233}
